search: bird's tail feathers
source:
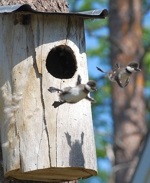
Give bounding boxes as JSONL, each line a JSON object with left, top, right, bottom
{"left": 52, "top": 101, "right": 66, "bottom": 108}
{"left": 48, "top": 87, "right": 63, "bottom": 93}
{"left": 96, "top": 66, "right": 106, "bottom": 73}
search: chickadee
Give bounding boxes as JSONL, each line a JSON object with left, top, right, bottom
{"left": 48, "top": 75, "right": 97, "bottom": 108}
{"left": 97, "top": 62, "right": 141, "bottom": 88}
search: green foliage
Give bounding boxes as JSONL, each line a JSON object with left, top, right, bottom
{"left": 142, "top": 8, "right": 150, "bottom": 123}
{"left": 144, "top": 52, "right": 150, "bottom": 86}
{"left": 86, "top": 20, "right": 107, "bottom": 32}
{"left": 95, "top": 132, "right": 110, "bottom": 158}
{"left": 87, "top": 36, "right": 109, "bottom": 59}
{"left": 143, "top": 28, "right": 150, "bottom": 86}
{"left": 97, "top": 170, "right": 111, "bottom": 182}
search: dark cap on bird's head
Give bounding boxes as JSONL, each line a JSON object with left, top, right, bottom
{"left": 127, "top": 62, "right": 141, "bottom": 71}
{"left": 126, "top": 62, "right": 141, "bottom": 73}
{"left": 86, "top": 80, "right": 97, "bottom": 91}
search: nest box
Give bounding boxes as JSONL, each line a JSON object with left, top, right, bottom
{"left": 0, "top": 4, "right": 108, "bottom": 182}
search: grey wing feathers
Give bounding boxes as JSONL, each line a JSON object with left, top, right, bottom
{"left": 63, "top": 87, "right": 72, "bottom": 94}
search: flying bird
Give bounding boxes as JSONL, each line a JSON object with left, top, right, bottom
{"left": 96, "top": 62, "right": 141, "bottom": 88}
{"left": 48, "top": 75, "right": 97, "bottom": 108}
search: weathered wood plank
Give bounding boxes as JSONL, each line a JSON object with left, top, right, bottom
{"left": 0, "top": 14, "right": 21, "bottom": 173}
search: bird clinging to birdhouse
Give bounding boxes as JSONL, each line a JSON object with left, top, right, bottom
{"left": 96, "top": 62, "right": 141, "bottom": 88}
{"left": 48, "top": 75, "right": 97, "bottom": 108}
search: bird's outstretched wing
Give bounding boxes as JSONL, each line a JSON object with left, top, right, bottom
{"left": 114, "top": 63, "right": 120, "bottom": 69}
{"left": 86, "top": 95, "right": 96, "bottom": 103}
{"left": 76, "top": 75, "right": 82, "bottom": 85}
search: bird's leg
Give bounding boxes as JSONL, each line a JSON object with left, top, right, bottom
{"left": 115, "top": 77, "right": 125, "bottom": 88}
{"left": 124, "top": 78, "right": 130, "bottom": 87}
{"left": 52, "top": 101, "right": 66, "bottom": 108}
{"left": 117, "top": 79, "right": 130, "bottom": 88}
{"left": 48, "top": 87, "right": 63, "bottom": 93}
{"left": 76, "top": 75, "right": 82, "bottom": 85}
{"left": 117, "top": 81, "right": 124, "bottom": 88}
{"left": 115, "top": 75, "right": 130, "bottom": 88}
{"left": 85, "top": 95, "right": 96, "bottom": 103}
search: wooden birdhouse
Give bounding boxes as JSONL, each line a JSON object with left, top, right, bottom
{"left": 0, "top": 4, "right": 108, "bottom": 182}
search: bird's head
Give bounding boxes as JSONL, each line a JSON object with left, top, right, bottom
{"left": 85, "top": 80, "right": 97, "bottom": 92}
{"left": 126, "top": 62, "right": 141, "bottom": 73}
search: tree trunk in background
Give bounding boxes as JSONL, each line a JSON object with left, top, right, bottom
{"left": 0, "top": 1, "right": 74, "bottom": 183}
{"left": 109, "top": 0, "right": 147, "bottom": 183}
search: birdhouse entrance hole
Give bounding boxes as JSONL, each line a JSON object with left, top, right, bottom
{"left": 46, "top": 45, "right": 77, "bottom": 79}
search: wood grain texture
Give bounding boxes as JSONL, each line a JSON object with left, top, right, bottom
{"left": 0, "top": 14, "right": 97, "bottom": 182}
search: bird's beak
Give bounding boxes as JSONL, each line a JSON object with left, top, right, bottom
{"left": 135, "top": 68, "right": 141, "bottom": 71}
{"left": 93, "top": 87, "right": 97, "bottom": 91}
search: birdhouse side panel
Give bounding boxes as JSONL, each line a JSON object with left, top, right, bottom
{"left": 11, "top": 16, "right": 50, "bottom": 172}
{"left": 0, "top": 14, "right": 50, "bottom": 174}
{"left": 0, "top": 14, "right": 22, "bottom": 173}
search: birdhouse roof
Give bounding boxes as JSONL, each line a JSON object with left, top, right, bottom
{"left": 0, "top": 4, "right": 108, "bottom": 19}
